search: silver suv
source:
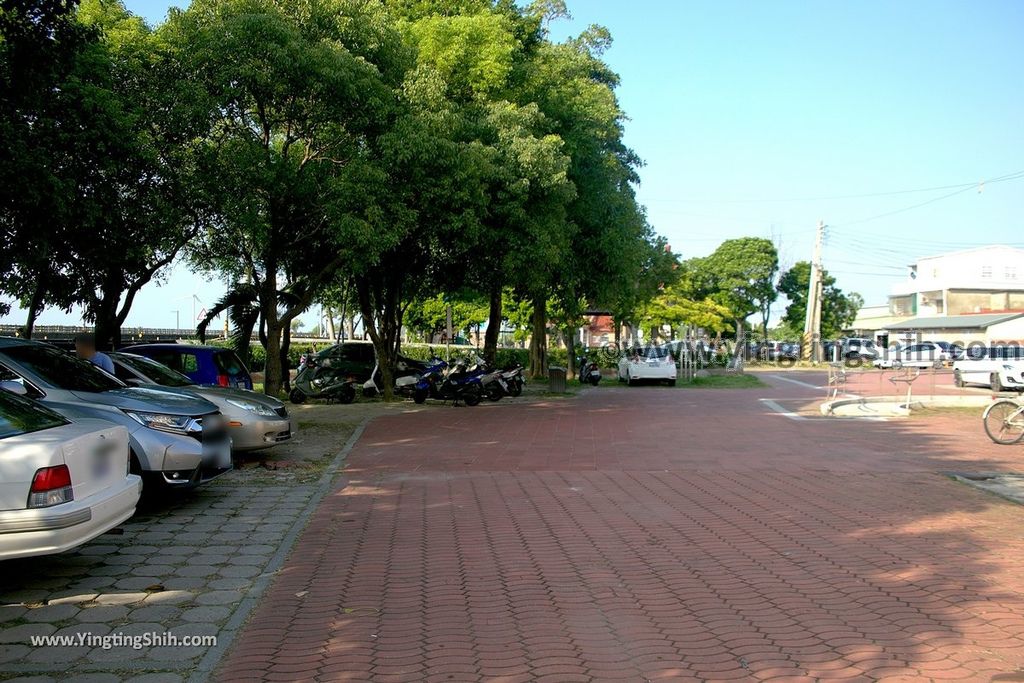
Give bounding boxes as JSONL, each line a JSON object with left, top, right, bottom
{"left": 0, "top": 339, "right": 231, "bottom": 487}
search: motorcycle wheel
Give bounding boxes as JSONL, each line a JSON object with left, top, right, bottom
{"left": 289, "top": 389, "right": 307, "bottom": 405}
{"left": 338, "top": 384, "right": 356, "bottom": 404}
{"left": 508, "top": 380, "right": 523, "bottom": 397}
{"left": 463, "top": 387, "right": 482, "bottom": 407}
{"left": 589, "top": 375, "right": 601, "bottom": 386}
{"left": 413, "top": 388, "right": 429, "bottom": 404}
{"left": 486, "top": 383, "right": 503, "bottom": 402}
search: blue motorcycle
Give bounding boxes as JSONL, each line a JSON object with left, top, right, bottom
{"left": 413, "top": 358, "right": 483, "bottom": 406}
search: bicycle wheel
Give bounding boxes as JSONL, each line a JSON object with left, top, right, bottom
{"left": 983, "top": 400, "right": 1024, "bottom": 445}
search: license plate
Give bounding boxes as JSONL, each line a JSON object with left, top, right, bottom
{"left": 93, "top": 452, "right": 112, "bottom": 479}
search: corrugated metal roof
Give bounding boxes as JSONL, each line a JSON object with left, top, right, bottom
{"left": 883, "top": 313, "right": 1024, "bottom": 330}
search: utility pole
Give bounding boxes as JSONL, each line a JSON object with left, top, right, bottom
{"left": 802, "top": 220, "right": 825, "bottom": 363}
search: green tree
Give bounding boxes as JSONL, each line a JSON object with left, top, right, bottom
{"left": 696, "top": 238, "right": 779, "bottom": 341}
{"left": 164, "top": 0, "right": 407, "bottom": 396}
{"left": 778, "top": 261, "right": 863, "bottom": 339}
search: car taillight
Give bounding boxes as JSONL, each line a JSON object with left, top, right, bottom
{"left": 217, "top": 374, "right": 229, "bottom": 387}
{"left": 28, "top": 465, "right": 74, "bottom": 508}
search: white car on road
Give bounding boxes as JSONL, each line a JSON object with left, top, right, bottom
{"left": 617, "top": 345, "right": 678, "bottom": 386}
{"left": 0, "top": 389, "right": 142, "bottom": 560}
{"left": 874, "top": 341, "right": 957, "bottom": 369}
{"left": 952, "top": 346, "right": 1024, "bottom": 392}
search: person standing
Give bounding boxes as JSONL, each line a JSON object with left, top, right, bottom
{"left": 74, "top": 333, "right": 115, "bottom": 374}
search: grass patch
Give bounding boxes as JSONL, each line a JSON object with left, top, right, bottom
{"left": 682, "top": 373, "right": 766, "bottom": 389}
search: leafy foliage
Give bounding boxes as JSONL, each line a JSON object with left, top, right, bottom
{"left": 778, "top": 261, "right": 863, "bottom": 339}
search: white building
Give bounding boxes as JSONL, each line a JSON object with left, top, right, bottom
{"left": 888, "top": 245, "right": 1024, "bottom": 318}
{"left": 847, "top": 245, "right": 1024, "bottom": 344}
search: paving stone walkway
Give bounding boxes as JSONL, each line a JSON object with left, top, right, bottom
{"left": 219, "top": 378, "right": 1024, "bottom": 682}
{"left": 0, "top": 483, "right": 317, "bottom": 682}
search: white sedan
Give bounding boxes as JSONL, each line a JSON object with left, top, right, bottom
{"left": 617, "top": 345, "right": 678, "bottom": 386}
{"left": 874, "top": 341, "right": 949, "bottom": 369}
{"left": 0, "top": 388, "right": 142, "bottom": 560}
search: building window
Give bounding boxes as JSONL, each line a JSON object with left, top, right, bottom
{"left": 1006, "top": 266, "right": 1017, "bottom": 280}
{"left": 982, "top": 265, "right": 993, "bottom": 278}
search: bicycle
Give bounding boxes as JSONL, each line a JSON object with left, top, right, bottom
{"left": 983, "top": 398, "right": 1024, "bottom": 445}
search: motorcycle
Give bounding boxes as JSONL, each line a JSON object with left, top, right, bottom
{"left": 578, "top": 354, "right": 602, "bottom": 386}
{"left": 289, "top": 354, "right": 358, "bottom": 404}
{"left": 500, "top": 364, "right": 525, "bottom": 397}
{"left": 362, "top": 357, "right": 428, "bottom": 398}
{"left": 413, "top": 359, "right": 483, "bottom": 406}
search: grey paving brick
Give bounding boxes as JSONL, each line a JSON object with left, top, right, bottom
{"left": 0, "top": 623, "right": 57, "bottom": 643}
{"left": 75, "top": 605, "right": 130, "bottom": 623}
{"left": 21, "top": 604, "right": 80, "bottom": 623}
{"left": 179, "top": 605, "right": 231, "bottom": 623}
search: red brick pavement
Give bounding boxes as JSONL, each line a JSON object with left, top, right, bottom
{"left": 220, "top": 376, "right": 1024, "bottom": 682}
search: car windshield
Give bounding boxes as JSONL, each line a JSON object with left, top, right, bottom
{"left": 0, "top": 389, "right": 69, "bottom": 439}
{"left": 1, "top": 344, "right": 124, "bottom": 393}
{"left": 117, "top": 354, "right": 194, "bottom": 387}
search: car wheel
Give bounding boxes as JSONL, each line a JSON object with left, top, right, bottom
{"left": 953, "top": 369, "right": 965, "bottom": 388}
{"left": 626, "top": 371, "right": 635, "bottom": 387}
{"left": 129, "top": 450, "right": 143, "bottom": 477}
{"left": 289, "top": 388, "right": 307, "bottom": 404}
{"left": 666, "top": 379, "right": 676, "bottom": 387}
{"left": 991, "top": 373, "right": 1004, "bottom": 392}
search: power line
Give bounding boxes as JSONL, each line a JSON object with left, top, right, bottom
{"left": 646, "top": 169, "right": 1024, "bottom": 205}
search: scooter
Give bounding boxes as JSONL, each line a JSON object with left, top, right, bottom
{"left": 289, "top": 354, "right": 358, "bottom": 404}
{"left": 500, "top": 364, "right": 525, "bottom": 397}
{"left": 362, "top": 357, "right": 428, "bottom": 398}
{"left": 578, "top": 353, "right": 602, "bottom": 386}
{"left": 413, "top": 359, "right": 483, "bottom": 406}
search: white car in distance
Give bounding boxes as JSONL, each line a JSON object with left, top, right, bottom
{"left": 952, "top": 346, "right": 1024, "bottom": 392}
{"left": 617, "top": 345, "right": 678, "bottom": 386}
{"left": 874, "top": 341, "right": 955, "bottom": 369}
{"left": 0, "top": 388, "right": 142, "bottom": 560}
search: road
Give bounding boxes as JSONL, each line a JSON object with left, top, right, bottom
{"left": 220, "top": 373, "right": 1024, "bottom": 682}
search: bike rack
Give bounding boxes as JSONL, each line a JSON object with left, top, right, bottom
{"left": 826, "top": 362, "right": 848, "bottom": 400}
{"left": 888, "top": 367, "right": 922, "bottom": 411}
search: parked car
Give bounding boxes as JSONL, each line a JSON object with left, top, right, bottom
{"left": 952, "top": 345, "right": 1024, "bottom": 391}
{"left": 124, "top": 344, "right": 253, "bottom": 390}
{"left": 0, "top": 389, "right": 142, "bottom": 560}
{"left": 109, "top": 352, "right": 295, "bottom": 452}
{"left": 0, "top": 339, "right": 231, "bottom": 487}
{"left": 874, "top": 341, "right": 951, "bottom": 369}
{"left": 617, "top": 345, "right": 677, "bottom": 386}
{"left": 303, "top": 342, "right": 378, "bottom": 384}
{"left": 839, "top": 338, "right": 878, "bottom": 360}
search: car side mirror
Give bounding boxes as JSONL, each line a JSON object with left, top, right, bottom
{"left": 0, "top": 380, "right": 28, "bottom": 396}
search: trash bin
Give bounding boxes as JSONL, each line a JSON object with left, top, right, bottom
{"left": 548, "top": 366, "right": 567, "bottom": 393}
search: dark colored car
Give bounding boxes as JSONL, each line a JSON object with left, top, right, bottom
{"left": 307, "top": 343, "right": 378, "bottom": 383}
{"left": 124, "top": 344, "right": 253, "bottom": 390}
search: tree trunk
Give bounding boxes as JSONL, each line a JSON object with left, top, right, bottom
{"left": 264, "top": 323, "right": 283, "bottom": 397}
{"left": 564, "top": 327, "right": 576, "bottom": 377}
{"left": 280, "top": 323, "right": 292, "bottom": 393}
{"left": 325, "top": 306, "right": 336, "bottom": 340}
{"left": 22, "top": 282, "right": 45, "bottom": 340}
{"left": 261, "top": 269, "right": 284, "bottom": 397}
{"left": 613, "top": 316, "right": 621, "bottom": 350}
{"left": 528, "top": 295, "right": 548, "bottom": 378}
{"left": 483, "top": 284, "right": 502, "bottom": 366}
{"left": 356, "top": 274, "right": 401, "bottom": 401}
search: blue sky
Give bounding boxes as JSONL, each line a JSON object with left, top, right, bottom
{"left": 6, "top": 0, "right": 1023, "bottom": 330}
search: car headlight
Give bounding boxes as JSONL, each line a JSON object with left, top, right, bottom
{"left": 124, "top": 411, "right": 194, "bottom": 434}
{"left": 225, "top": 398, "right": 277, "bottom": 417}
